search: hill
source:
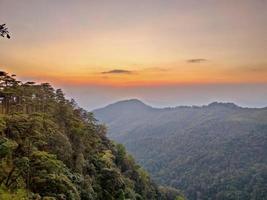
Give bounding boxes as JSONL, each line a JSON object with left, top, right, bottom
{"left": 0, "top": 72, "right": 184, "bottom": 200}
{"left": 94, "top": 99, "right": 267, "bottom": 200}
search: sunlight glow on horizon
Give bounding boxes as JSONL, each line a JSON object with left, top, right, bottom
{"left": 0, "top": 0, "right": 267, "bottom": 108}
{"left": 1, "top": 0, "right": 266, "bottom": 87}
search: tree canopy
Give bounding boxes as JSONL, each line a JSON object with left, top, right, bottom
{"left": 0, "top": 71, "right": 184, "bottom": 200}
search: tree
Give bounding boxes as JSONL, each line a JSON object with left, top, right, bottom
{"left": 0, "top": 24, "right": 10, "bottom": 39}
{"left": 0, "top": 71, "right": 175, "bottom": 200}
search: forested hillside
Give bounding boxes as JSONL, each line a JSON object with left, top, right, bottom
{"left": 0, "top": 72, "right": 184, "bottom": 200}
{"left": 94, "top": 99, "right": 267, "bottom": 200}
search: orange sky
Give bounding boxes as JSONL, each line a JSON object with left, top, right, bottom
{"left": 0, "top": 0, "right": 267, "bottom": 109}
{"left": 0, "top": 0, "right": 266, "bottom": 87}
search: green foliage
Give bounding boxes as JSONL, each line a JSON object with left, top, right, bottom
{"left": 0, "top": 137, "right": 17, "bottom": 157}
{"left": 0, "top": 186, "right": 27, "bottom": 200}
{"left": 175, "top": 196, "right": 186, "bottom": 200}
{"left": 94, "top": 99, "right": 267, "bottom": 200}
{"left": 0, "top": 72, "right": 175, "bottom": 200}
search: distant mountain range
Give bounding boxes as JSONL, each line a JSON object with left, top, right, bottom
{"left": 93, "top": 99, "right": 267, "bottom": 200}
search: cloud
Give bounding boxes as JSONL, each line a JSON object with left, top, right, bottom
{"left": 187, "top": 58, "right": 208, "bottom": 63}
{"left": 230, "top": 63, "right": 267, "bottom": 73}
{"left": 223, "top": 63, "right": 267, "bottom": 78}
{"left": 244, "top": 64, "right": 267, "bottom": 72}
{"left": 141, "top": 67, "right": 170, "bottom": 72}
{"left": 101, "top": 69, "right": 133, "bottom": 74}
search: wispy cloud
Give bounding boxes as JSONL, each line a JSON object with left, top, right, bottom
{"left": 101, "top": 69, "right": 133, "bottom": 74}
{"left": 143, "top": 67, "right": 170, "bottom": 72}
{"left": 187, "top": 58, "right": 208, "bottom": 63}
{"left": 244, "top": 64, "right": 267, "bottom": 72}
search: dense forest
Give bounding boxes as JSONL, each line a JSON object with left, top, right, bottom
{"left": 94, "top": 99, "right": 267, "bottom": 200}
{"left": 0, "top": 72, "right": 185, "bottom": 200}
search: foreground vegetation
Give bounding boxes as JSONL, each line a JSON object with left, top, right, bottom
{"left": 0, "top": 72, "right": 184, "bottom": 200}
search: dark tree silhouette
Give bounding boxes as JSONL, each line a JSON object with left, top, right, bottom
{"left": 0, "top": 24, "right": 10, "bottom": 39}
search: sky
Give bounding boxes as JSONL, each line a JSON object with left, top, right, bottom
{"left": 0, "top": 0, "right": 267, "bottom": 110}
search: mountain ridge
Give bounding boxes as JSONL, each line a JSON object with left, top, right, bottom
{"left": 93, "top": 99, "right": 267, "bottom": 200}
{"left": 93, "top": 99, "right": 267, "bottom": 112}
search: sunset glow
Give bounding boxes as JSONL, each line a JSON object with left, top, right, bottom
{"left": 1, "top": 0, "right": 267, "bottom": 109}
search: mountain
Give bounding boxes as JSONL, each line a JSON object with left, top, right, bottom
{"left": 94, "top": 99, "right": 267, "bottom": 200}
{"left": 0, "top": 72, "right": 184, "bottom": 200}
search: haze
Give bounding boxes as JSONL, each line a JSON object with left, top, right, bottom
{"left": 0, "top": 0, "right": 266, "bottom": 109}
